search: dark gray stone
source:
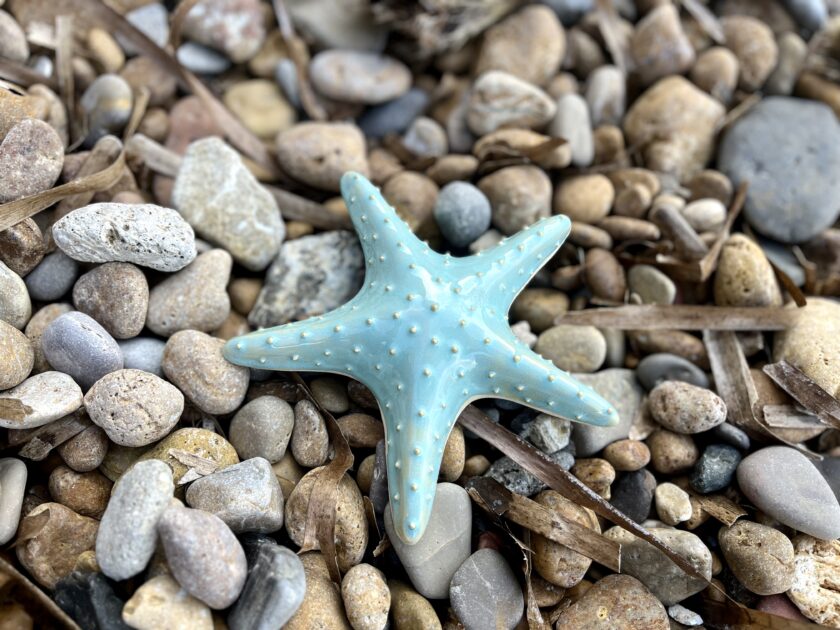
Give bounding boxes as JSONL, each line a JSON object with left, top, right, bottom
{"left": 24, "top": 250, "right": 79, "bottom": 301}
{"left": 42, "top": 311, "right": 123, "bottom": 389}
{"left": 359, "top": 88, "right": 429, "bottom": 138}
{"left": 485, "top": 449, "right": 574, "bottom": 496}
{"left": 54, "top": 570, "right": 130, "bottom": 630}
{"left": 434, "top": 181, "right": 492, "bottom": 248}
{"left": 610, "top": 469, "right": 656, "bottom": 523}
{"left": 450, "top": 549, "right": 524, "bottom": 630}
{"left": 815, "top": 456, "right": 840, "bottom": 503}
{"left": 711, "top": 422, "right": 751, "bottom": 451}
{"left": 690, "top": 444, "right": 741, "bottom": 494}
{"left": 636, "top": 353, "right": 709, "bottom": 391}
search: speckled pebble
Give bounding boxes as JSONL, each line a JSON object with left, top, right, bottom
{"left": 0, "top": 371, "right": 82, "bottom": 429}
{"left": 0, "top": 319, "right": 33, "bottom": 390}
{"left": 690, "top": 444, "right": 741, "bottom": 493}
{"left": 72, "top": 263, "right": 148, "bottom": 339}
{"left": 647, "top": 429, "right": 699, "bottom": 475}
{"left": 649, "top": 380, "right": 726, "bottom": 434}
{"left": 229, "top": 396, "right": 294, "bottom": 463}
{"left": 181, "top": 0, "right": 265, "bottom": 63}
{"left": 290, "top": 399, "right": 330, "bottom": 468}
{"left": 654, "top": 482, "right": 692, "bottom": 526}
{"left": 535, "top": 325, "right": 606, "bottom": 373}
{"left": 450, "top": 549, "right": 523, "bottom": 630}
{"left": 479, "top": 165, "right": 551, "bottom": 235}
{"left": 122, "top": 574, "right": 212, "bottom": 630}
{"left": 0, "top": 260, "right": 31, "bottom": 329}
{"left": 554, "top": 574, "right": 668, "bottom": 630}
{"left": 57, "top": 425, "right": 109, "bottom": 473}
{"left": 0, "top": 118, "right": 64, "bottom": 203}
{"left": 788, "top": 535, "right": 840, "bottom": 626}
{"left": 718, "top": 520, "right": 794, "bottom": 595}
{"left": 139, "top": 428, "right": 239, "bottom": 484}
{"left": 285, "top": 552, "right": 352, "bottom": 630}
{"left": 310, "top": 50, "right": 411, "bottom": 104}
{"left": 276, "top": 123, "right": 369, "bottom": 192}
{"left": 714, "top": 235, "right": 782, "bottom": 307}
{"left": 48, "top": 465, "right": 111, "bottom": 518}
{"left": 533, "top": 490, "right": 599, "bottom": 587}
{"left": 342, "top": 563, "right": 390, "bottom": 630}
{"left": 604, "top": 439, "right": 650, "bottom": 472}
{"left": 389, "top": 581, "right": 441, "bottom": 630}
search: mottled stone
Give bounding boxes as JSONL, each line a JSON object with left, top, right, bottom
{"left": 72, "top": 263, "right": 148, "bottom": 339}
{"left": 721, "top": 16, "right": 778, "bottom": 91}
{"left": 275, "top": 123, "right": 369, "bottom": 192}
{"left": 554, "top": 574, "right": 669, "bottom": 630}
{"left": 647, "top": 429, "right": 699, "bottom": 475}
{"left": 450, "top": 549, "right": 524, "bottom": 630}
{"left": 788, "top": 535, "right": 840, "bottom": 627}
{"left": 610, "top": 469, "right": 656, "bottom": 523}
{"left": 310, "top": 50, "right": 411, "bottom": 104}
{"left": 467, "top": 71, "right": 556, "bottom": 136}
{"left": 0, "top": 217, "right": 45, "bottom": 277}
{"left": 714, "top": 235, "right": 782, "bottom": 307}
{"left": 342, "top": 563, "right": 390, "bottom": 630}
{"left": 649, "top": 381, "right": 726, "bottom": 434}
{"left": 0, "top": 371, "right": 83, "bottom": 430}
{"left": 630, "top": 4, "right": 694, "bottom": 85}
{"left": 0, "top": 260, "right": 30, "bottom": 329}
{"left": 139, "top": 428, "right": 239, "bottom": 485}
{"left": 58, "top": 425, "right": 109, "bottom": 473}
{"left": 389, "top": 581, "right": 440, "bottom": 630}
{"left": 572, "top": 369, "right": 643, "bottom": 456}
{"left": 690, "top": 444, "right": 741, "bottom": 493}
{"left": 0, "top": 458, "right": 27, "bottom": 544}
{"left": 0, "top": 319, "right": 32, "bottom": 389}
{"left": 290, "top": 399, "right": 329, "bottom": 467}
{"left": 181, "top": 0, "right": 265, "bottom": 62}
{"left": 122, "top": 575, "right": 212, "bottom": 630}
{"left": 229, "top": 396, "right": 294, "bottom": 463}
{"left": 533, "top": 490, "right": 599, "bottom": 587}
{"left": 0, "top": 118, "right": 64, "bottom": 203}
{"left": 479, "top": 165, "right": 552, "bottom": 235}
{"left": 718, "top": 520, "right": 794, "bottom": 595}
{"left": 535, "top": 325, "right": 606, "bottom": 373}
{"left": 48, "top": 465, "right": 111, "bottom": 518}
{"left": 485, "top": 450, "right": 574, "bottom": 497}
{"left": 223, "top": 79, "right": 296, "bottom": 139}
{"left": 285, "top": 552, "right": 351, "bottom": 630}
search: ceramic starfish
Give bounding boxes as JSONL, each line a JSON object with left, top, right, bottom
{"left": 224, "top": 172, "right": 618, "bottom": 544}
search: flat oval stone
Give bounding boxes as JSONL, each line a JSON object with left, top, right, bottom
{"left": 122, "top": 574, "right": 212, "bottom": 630}
{"left": 57, "top": 425, "right": 109, "bottom": 473}
{"left": 138, "top": 427, "right": 238, "bottom": 484}
{"left": 719, "top": 520, "right": 795, "bottom": 595}
{"left": 229, "top": 396, "right": 294, "bottom": 463}
{"left": 181, "top": 0, "right": 265, "bottom": 63}
{"left": 389, "top": 581, "right": 440, "bottom": 630}
{"left": 535, "top": 325, "right": 606, "bottom": 373}
{"left": 0, "top": 371, "right": 83, "bottom": 429}
{"left": 450, "top": 549, "right": 524, "bottom": 630}
{"left": 0, "top": 319, "right": 33, "bottom": 389}
{"left": 52, "top": 203, "right": 197, "bottom": 272}
{"left": 467, "top": 71, "right": 556, "bottom": 136}
{"left": 636, "top": 353, "right": 709, "bottom": 391}
{"left": 0, "top": 260, "right": 30, "bottom": 330}
{"left": 72, "top": 263, "right": 149, "bottom": 339}
{"left": 554, "top": 574, "right": 668, "bottom": 629}
{"left": 275, "top": 123, "right": 369, "bottom": 192}
{"left": 42, "top": 311, "right": 123, "bottom": 390}
{"left": 0, "top": 118, "right": 64, "bottom": 203}
{"left": 48, "top": 465, "right": 111, "bottom": 518}
{"left": 0, "top": 458, "right": 27, "bottom": 544}
{"left": 737, "top": 446, "right": 840, "bottom": 540}
{"left": 96, "top": 459, "right": 174, "bottom": 580}
{"left": 714, "top": 235, "right": 782, "bottom": 307}
{"left": 341, "top": 563, "right": 390, "bottom": 630}
{"left": 310, "top": 50, "right": 411, "bottom": 104}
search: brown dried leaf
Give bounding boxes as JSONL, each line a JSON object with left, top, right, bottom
{"left": 689, "top": 493, "right": 747, "bottom": 527}
{"left": 556, "top": 305, "right": 800, "bottom": 331}
{"left": 168, "top": 449, "right": 220, "bottom": 484}
{"left": 763, "top": 361, "right": 840, "bottom": 431}
{"left": 12, "top": 508, "right": 51, "bottom": 548}
{"left": 0, "top": 555, "right": 82, "bottom": 629}
{"left": 18, "top": 413, "right": 90, "bottom": 461}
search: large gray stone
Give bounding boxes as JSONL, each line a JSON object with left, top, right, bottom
{"left": 450, "top": 549, "right": 524, "bottom": 630}
{"left": 571, "top": 369, "right": 643, "bottom": 456}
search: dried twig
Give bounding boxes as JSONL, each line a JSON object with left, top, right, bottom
{"left": 763, "top": 361, "right": 840, "bottom": 430}
{"left": 556, "top": 305, "right": 800, "bottom": 331}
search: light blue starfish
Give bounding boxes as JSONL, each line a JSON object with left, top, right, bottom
{"left": 224, "top": 172, "right": 618, "bottom": 545}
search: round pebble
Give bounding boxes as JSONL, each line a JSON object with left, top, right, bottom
{"left": 310, "top": 376, "right": 350, "bottom": 414}
{"left": 341, "top": 564, "right": 390, "bottom": 630}
{"left": 229, "top": 396, "right": 294, "bottom": 463}
{"left": 554, "top": 174, "right": 614, "bottom": 223}
{"left": 139, "top": 428, "right": 239, "bottom": 484}
{"left": 24, "top": 250, "right": 80, "bottom": 302}
{"left": 285, "top": 552, "right": 352, "bottom": 630}
{"left": 0, "top": 260, "right": 30, "bottom": 330}
{"left": 636, "top": 353, "right": 710, "bottom": 391}
{"left": 0, "top": 10, "right": 28, "bottom": 62}
{"left": 479, "top": 165, "right": 551, "bottom": 235}
{"left": 654, "top": 482, "right": 692, "bottom": 526}
{"left": 718, "top": 520, "right": 795, "bottom": 595}
{"left": 79, "top": 74, "right": 133, "bottom": 142}
{"left": 48, "top": 465, "right": 111, "bottom": 518}
{"left": 0, "top": 371, "right": 83, "bottom": 429}
{"left": 627, "top": 265, "right": 676, "bottom": 305}
{"left": 450, "top": 549, "right": 524, "bottom": 630}
{"left": 609, "top": 468, "right": 655, "bottom": 523}
{"left": 649, "top": 381, "right": 727, "bottom": 434}
{"left": 433, "top": 181, "right": 491, "bottom": 247}
{"left": 604, "top": 439, "right": 651, "bottom": 472}
{"left": 682, "top": 198, "right": 727, "bottom": 232}
{"left": 72, "top": 263, "right": 148, "bottom": 339}
{"left": 223, "top": 79, "right": 296, "bottom": 139}
{"left": 41, "top": 311, "right": 123, "bottom": 390}
{"left": 714, "top": 235, "right": 782, "bottom": 307}
{"left": 57, "top": 425, "right": 109, "bottom": 473}
{"left": 0, "top": 118, "right": 64, "bottom": 203}
{"left": 403, "top": 117, "right": 448, "bottom": 158}
{"left": 535, "top": 325, "right": 606, "bottom": 373}
{"left": 584, "top": 248, "right": 626, "bottom": 302}
{"left": 647, "top": 429, "right": 699, "bottom": 474}
{"left": 290, "top": 399, "right": 329, "bottom": 468}
{"left": 181, "top": 0, "right": 264, "bottom": 62}
{"left": 310, "top": 50, "right": 411, "bottom": 104}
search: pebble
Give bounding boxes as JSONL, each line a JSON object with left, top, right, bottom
{"left": 712, "top": 422, "right": 751, "bottom": 451}
{"left": 285, "top": 552, "right": 352, "bottom": 630}
{"left": 310, "top": 50, "right": 410, "bottom": 104}
{"left": 286, "top": 467, "right": 367, "bottom": 572}
{"left": 549, "top": 93, "right": 594, "bottom": 167}
{"left": 287, "top": 0, "right": 387, "bottom": 50}
{"left": 0, "top": 458, "right": 27, "bottom": 544}
{"left": 139, "top": 428, "right": 239, "bottom": 484}
{"left": 118, "top": 337, "right": 166, "bottom": 377}
{"left": 478, "top": 165, "right": 552, "bottom": 235}
{"left": 572, "top": 458, "right": 615, "bottom": 498}
{"left": 627, "top": 265, "right": 676, "bottom": 305}
{"left": 440, "top": 425, "right": 465, "bottom": 482}
{"left": 604, "top": 439, "right": 650, "bottom": 471}
{"left": 433, "top": 181, "right": 491, "bottom": 247}
{"left": 341, "top": 563, "right": 390, "bottom": 630}
{"left": 122, "top": 574, "right": 212, "bottom": 630}
{"left": 229, "top": 396, "right": 294, "bottom": 463}
{"left": 668, "top": 604, "right": 703, "bottom": 627}
{"left": 72, "top": 263, "right": 148, "bottom": 339}
{"left": 275, "top": 122, "right": 369, "bottom": 192}
{"left": 636, "top": 353, "right": 710, "bottom": 391}
{"left": 248, "top": 230, "right": 364, "bottom": 328}
{"left": 450, "top": 549, "right": 523, "bottom": 630}
{"left": 58, "top": 425, "right": 109, "bottom": 473}
{"left": 721, "top": 16, "right": 778, "bottom": 91}
{"left": 718, "top": 520, "right": 795, "bottom": 595}
{"left": 186, "top": 457, "right": 284, "bottom": 534}
{"left": 173, "top": 138, "right": 285, "bottom": 271}
{"left": 690, "top": 444, "right": 741, "bottom": 493}
{"left": 535, "top": 325, "right": 606, "bottom": 373}
{"left": 485, "top": 450, "right": 574, "bottom": 496}
{"left": 228, "top": 540, "right": 306, "bottom": 630}
{"left": 53, "top": 570, "right": 128, "bottom": 630}
{"left": 79, "top": 74, "right": 133, "bottom": 142}
{"left": 630, "top": 4, "right": 695, "bottom": 85}
{"left": 511, "top": 288, "right": 569, "bottom": 334}
{"left": 176, "top": 42, "right": 231, "bottom": 74}
{"left": 554, "top": 174, "right": 614, "bottom": 223}
{"left": 0, "top": 371, "right": 83, "bottom": 429}
{"left": 0, "top": 217, "right": 45, "bottom": 277}
{"left": 766, "top": 32, "right": 808, "bottom": 96}
{"left": 682, "top": 198, "right": 727, "bottom": 232}
{"left": 290, "top": 399, "right": 329, "bottom": 467}
{"left": 533, "top": 490, "right": 599, "bottom": 587}
{"left": 121, "top": 3, "right": 169, "bottom": 52}
{"left": 475, "top": 5, "right": 564, "bottom": 86}
{"left": 0, "top": 260, "right": 30, "bottom": 329}
{"left": 0, "top": 319, "right": 33, "bottom": 389}
{"left": 737, "top": 446, "right": 840, "bottom": 540}
{"left": 584, "top": 248, "right": 626, "bottom": 302}
{"left": 585, "top": 65, "right": 625, "bottom": 127}
{"left": 647, "top": 429, "right": 699, "bottom": 474}
{"left": 624, "top": 76, "right": 725, "bottom": 182}
{"left": 649, "top": 381, "right": 726, "bottom": 434}
{"left": 385, "top": 482, "right": 471, "bottom": 599}
{"left": 756, "top": 593, "right": 810, "bottom": 622}
{"left": 718, "top": 98, "right": 840, "bottom": 243}
{"left": 402, "top": 116, "right": 447, "bottom": 158}
{"left": 146, "top": 249, "right": 232, "bottom": 336}
{"left": 359, "top": 88, "right": 429, "bottom": 139}
{"left": 48, "top": 465, "right": 111, "bottom": 518}
{"left": 788, "top": 535, "right": 840, "bottom": 626}
{"left": 0, "top": 118, "right": 64, "bottom": 203}
{"left": 162, "top": 330, "right": 249, "bottom": 415}
{"left": 609, "top": 469, "right": 655, "bottom": 523}
{"left": 310, "top": 376, "right": 350, "bottom": 414}
{"left": 0, "top": 10, "right": 28, "bottom": 62}
{"left": 554, "top": 574, "right": 669, "bottom": 630}
{"left": 654, "top": 482, "right": 692, "bottom": 525}
{"left": 84, "top": 369, "right": 183, "bottom": 447}
{"left": 24, "top": 250, "right": 79, "bottom": 302}
{"left": 157, "top": 502, "right": 247, "bottom": 609}
{"left": 467, "top": 71, "right": 556, "bottom": 136}
{"left": 523, "top": 413, "right": 571, "bottom": 453}
{"left": 604, "top": 526, "right": 712, "bottom": 605}
{"left": 52, "top": 203, "right": 197, "bottom": 272}
{"left": 714, "top": 235, "right": 782, "bottom": 307}
{"left": 181, "top": 0, "right": 265, "bottom": 63}
{"left": 41, "top": 311, "right": 123, "bottom": 390}
{"left": 95, "top": 460, "right": 173, "bottom": 581}
{"left": 382, "top": 171, "right": 438, "bottom": 233}
{"left": 0, "top": 88, "right": 47, "bottom": 140}
{"left": 16, "top": 502, "right": 99, "bottom": 589}
{"left": 572, "top": 369, "right": 643, "bottom": 456}
{"left": 336, "top": 413, "right": 384, "bottom": 449}
{"left": 775, "top": 298, "right": 840, "bottom": 398}
{"left": 223, "top": 79, "right": 296, "bottom": 139}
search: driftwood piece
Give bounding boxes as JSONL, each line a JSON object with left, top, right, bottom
{"left": 763, "top": 361, "right": 840, "bottom": 431}
{"left": 557, "top": 305, "right": 800, "bottom": 330}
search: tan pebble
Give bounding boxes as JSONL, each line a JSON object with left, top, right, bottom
{"left": 0, "top": 319, "right": 33, "bottom": 389}
{"left": 368, "top": 148, "right": 402, "bottom": 185}
{"left": 688, "top": 169, "right": 733, "bottom": 205}
{"left": 690, "top": 46, "right": 739, "bottom": 104}
{"left": 229, "top": 278, "right": 262, "bottom": 315}
{"left": 213, "top": 310, "right": 249, "bottom": 340}
{"left": 137, "top": 107, "right": 169, "bottom": 142}
{"left": 654, "top": 482, "right": 692, "bottom": 525}
{"left": 466, "top": 71, "right": 556, "bottom": 136}
{"left": 646, "top": 429, "right": 699, "bottom": 474}
{"left": 286, "top": 553, "right": 352, "bottom": 630}
{"left": 613, "top": 183, "right": 652, "bottom": 218}
{"left": 584, "top": 248, "right": 626, "bottom": 302}
{"left": 426, "top": 154, "right": 478, "bottom": 185}
{"left": 546, "top": 72, "right": 579, "bottom": 100}
{"left": 100, "top": 443, "right": 148, "bottom": 483}
{"left": 511, "top": 288, "right": 569, "bottom": 334}
{"left": 592, "top": 124, "right": 627, "bottom": 166}
{"left": 479, "top": 165, "right": 551, "bottom": 235}
{"left": 630, "top": 4, "right": 695, "bottom": 85}
{"left": 382, "top": 172, "right": 438, "bottom": 237}
{"left": 649, "top": 380, "right": 726, "bottom": 434}
{"left": 48, "top": 465, "right": 112, "bottom": 518}
{"left": 603, "top": 439, "right": 650, "bottom": 471}
{"left": 553, "top": 174, "right": 614, "bottom": 223}
{"left": 571, "top": 458, "right": 615, "bottom": 498}
{"left": 531, "top": 574, "right": 565, "bottom": 607}
{"left": 87, "top": 28, "right": 125, "bottom": 73}
{"left": 535, "top": 325, "right": 606, "bottom": 373}
{"left": 682, "top": 198, "right": 727, "bottom": 232}
{"left": 565, "top": 28, "right": 606, "bottom": 77}
{"left": 120, "top": 57, "right": 177, "bottom": 108}
{"left": 58, "top": 425, "right": 109, "bottom": 473}
{"left": 342, "top": 564, "right": 390, "bottom": 630}
{"left": 223, "top": 79, "right": 296, "bottom": 139}
{"left": 122, "top": 574, "right": 213, "bottom": 630}
{"left": 291, "top": 399, "right": 329, "bottom": 468}
{"left": 788, "top": 535, "right": 840, "bottom": 626}
{"left": 285, "top": 220, "right": 315, "bottom": 240}
{"left": 606, "top": 168, "right": 661, "bottom": 198}
{"left": 597, "top": 216, "right": 660, "bottom": 241}
{"left": 554, "top": 574, "right": 669, "bottom": 629}
{"left": 473, "top": 128, "right": 571, "bottom": 170}
{"left": 628, "top": 330, "right": 708, "bottom": 366}
{"left": 568, "top": 222, "right": 613, "bottom": 250}
{"left": 337, "top": 413, "right": 384, "bottom": 448}
{"left": 462, "top": 454, "right": 491, "bottom": 478}
{"left": 714, "top": 234, "right": 782, "bottom": 307}
{"left": 719, "top": 520, "right": 794, "bottom": 595}
{"left": 439, "top": 424, "right": 465, "bottom": 482}
{"left": 138, "top": 428, "right": 239, "bottom": 485}
{"left": 356, "top": 455, "right": 376, "bottom": 495}
{"left": 389, "top": 580, "right": 442, "bottom": 630}
{"left": 721, "top": 16, "right": 778, "bottom": 91}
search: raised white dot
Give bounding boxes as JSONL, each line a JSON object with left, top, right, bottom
{"left": 451, "top": 345, "right": 459, "bottom": 353}
{"left": 334, "top": 325, "right": 342, "bottom": 332}
{"left": 389, "top": 348, "right": 397, "bottom": 355}
{"left": 393, "top": 311, "right": 401, "bottom": 319}
{"left": 488, "top": 371, "right": 496, "bottom": 379}
{"left": 408, "top": 522, "right": 416, "bottom": 530}
{"left": 431, "top": 337, "right": 439, "bottom": 345}
{"left": 423, "top": 368, "right": 431, "bottom": 376}
{"left": 430, "top": 303, "right": 439, "bottom": 312}
{"left": 292, "top": 354, "right": 300, "bottom": 361}
{"left": 414, "top": 447, "right": 421, "bottom": 455}
{"left": 513, "top": 355, "right": 521, "bottom": 363}
{"left": 259, "top": 357, "right": 266, "bottom": 364}
{"left": 353, "top": 346, "right": 361, "bottom": 354}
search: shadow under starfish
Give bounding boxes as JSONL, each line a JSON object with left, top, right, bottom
{"left": 224, "top": 172, "right": 618, "bottom": 545}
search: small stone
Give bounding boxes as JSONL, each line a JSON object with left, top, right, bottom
{"left": 381, "top": 171, "right": 438, "bottom": 235}
{"left": 0, "top": 10, "right": 28, "bottom": 62}
{"left": 630, "top": 4, "right": 694, "bottom": 85}
{"left": 290, "top": 399, "right": 329, "bottom": 467}
{"left": 121, "top": 3, "right": 169, "bottom": 52}
{"left": 48, "top": 465, "right": 111, "bottom": 518}
{"left": 80, "top": 75, "right": 133, "bottom": 142}
{"left": 336, "top": 413, "right": 384, "bottom": 449}
{"left": 533, "top": 490, "right": 599, "bottom": 587}
{"left": 610, "top": 469, "right": 655, "bottom": 523}
{"left": 176, "top": 42, "right": 231, "bottom": 74}
{"left": 158, "top": 502, "right": 247, "bottom": 609}
{"left": 721, "top": 16, "right": 778, "bottom": 91}
{"left": 604, "top": 525, "right": 712, "bottom": 605}
{"left": 467, "top": 71, "right": 556, "bottom": 136}
{"left": 16, "top": 503, "right": 99, "bottom": 589}
{"left": 584, "top": 248, "right": 626, "bottom": 302}
{"left": 636, "top": 353, "right": 710, "bottom": 391}
{"left": 549, "top": 94, "right": 593, "bottom": 167}
{"left": 775, "top": 299, "right": 840, "bottom": 398}
{"left": 58, "top": 425, "right": 109, "bottom": 473}
{"left": 627, "top": 265, "right": 676, "bottom": 305}
{"left": 0, "top": 217, "right": 45, "bottom": 277}
{"left": 285, "top": 552, "right": 352, "bottom": 630}
{"left": 310, "top": 50, "right": 410, "bottom": 104}
{"left": 0, "top": 319, "right": 33, "bottom": 389}
{"left": 690, "top": 444, "right": 741, "bottom": 493}
{"left": 604, "top": 439, "right": 650, "bottom": 471}
{"left": 403, "top": 117, "right": 447, "bottom": 158}
{"left": 286, "top": 467, "right": 367, "bottom": 572}
{"left": 182, "top": 0, "right": 265, "bottom": 62}
{"left": 173, "top": 138, "right": 285, "bottom": 270}
{"left": 249, "top": 230, "right": 364, "bottom": 328}
{"left": 0, "top": 118, "right": 64, "bottom": 203}
{"left": 0, "top": 371, "right": 83, "bottom": 429}
{"left": 788, "top": 535, "right": 840, "bottom": 626}
{"left": 0, "top": 260, "right": 30, "bottom": 329}
{"left": 737, "top": 446, "right": 840, "bottom": 540}
{"left": 479, "top": 165, "right": 552, "bottom": 235}
{"left": 146, "top": 249, "right": 232, "bottom": 336}
{"left": 385, "top": 482, "right": 471, "bottom": 599}
{"left": 276, "top": 123, "right": 369, "bottom": 192}
{"left": 0, "top": 88, "right": 47, "bottom": 140}
{"left": 342, "top": 563, "right": 390, "bottom": 630}
{"left": 439, "top": 424, "right": 465, "bottom": 482}
{"left": 572, "top": 369, "right": 644, "bottom": 456}
{"left": 553, "top": 174, "right": 614, "bottom": 224}
{"left": 682, "top": 198, "right": 727, "bottom": 233}
{"left": 310, "top": 376, "right": 349, "bottom": 413}
{"left": 511, "top": 288, "right": 569, "bottom": 334}
{"left": 53, "top": 570, "right": 128, "bottom": 630}
{"left": 359, "top": 88, "right": 429, "bottom": 139}
{"left": 433, "top": 182, "right": 491, "bottom": 247}
{"left": 767, "top": 32, "right": 808, "bottom": 96}
{"left": 649, "top": 381, "right": 726, "bottom": 434}
{"left": 535, "top": 325, "right": 606, "bottom": 373}
{"left": 162, "top": 330, "right": 249, "bottom": 415}
{"left": 186, "top": 457, "right": 284, "bottom": 534}
{"left": 0, "top": 458, "right": 27, "bottom": 544}
{"left": 714, "top": 235, "right": 782, "bottom": 307}
{"left": 72, "top": 263, "right": 148, "bottom": 339}
{"left": 647, "top": 429, "right": 699, "bottom": 475}
{"left": 554, "top": 574, "right": 668, "bottom": 630}
{"left": 668, "top": 604, "right": 703, "bottom": 627}
{"left": 229, "top": 396, "right": 294, "bottom": 463}
{"left": 718, "top": 520, "right": 795, "bottom": 595}
{"left": 655, "top": 482, "right": 692, "bottom": 526}
{"left": 223, "top": 80, "right": 296, "bottom": 140}
{"left": 118, "top": 337, "right": 166, "bottom": 377}
{"left": 228, "top": 540, "right": 306, "bottom": 630}
{"left": 586, "top": 65, "right": 626, "bottom": 127}
{"left": 485, "top": 450, "right": 574, "bottom": 497}
{"left": 24, "top": 250, "right": 79, "bottom": 302}
{"left": 524, "top": 414, "right": 571, "bottom": 453}
{"left": 100, "top": 444, "right": 147, "bottom": 483}
{"left": 756, "top": 593, "right": 810, "bottom": 622}
{"left": 139, "top": 428, "right": 239, "bottom": 485}
{"left": 450, "top": 549, "right": 523, "bottom": 630}
{"left": 572, "top": 458, "right": 615, "bottom": 498}
{"left": 42, "top": 311, "right": 123, "bottom": 390}
{"left": 120, "top": 56, "right": 176, "bottom": 108}
{"left": 52, "top": 203, "right": 197, "bottom": 272}
{"left": 122, "top": 574, "right": 212, "bottom": 630}
{"left": 712, "top": 422, "right": 751, "bottom": 451}
{"left": 87, "top": 28, "right": 124, "bottom": 73}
